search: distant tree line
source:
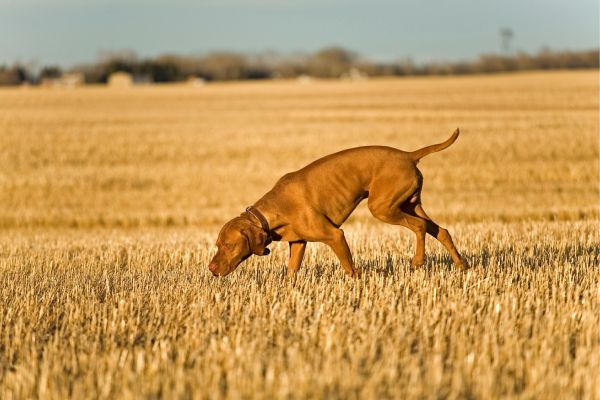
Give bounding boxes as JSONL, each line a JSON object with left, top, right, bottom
{"left": 1, "top": 47, "right": 598, "bottom": 85}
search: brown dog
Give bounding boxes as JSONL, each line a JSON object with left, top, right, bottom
{"left": 209, "top": 129, "right": 466, "bottom": 277}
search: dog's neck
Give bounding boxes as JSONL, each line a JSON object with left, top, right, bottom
{"left": 245, "top": 205, "right": 270, "bottom": 233}
{"left": 249, "top": 197, "right": 281, "bottom": 234}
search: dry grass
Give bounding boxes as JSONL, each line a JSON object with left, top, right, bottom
{"left": 0, "top": 70, "right": 599, "bottom": 399}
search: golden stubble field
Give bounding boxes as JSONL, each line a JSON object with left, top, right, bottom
{"left": 0, "top": 70, "right": 599, "bottom": 399}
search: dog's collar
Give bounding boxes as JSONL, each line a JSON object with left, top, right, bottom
{"left": 245, "top": 206, "right": 272, "bottom": 239}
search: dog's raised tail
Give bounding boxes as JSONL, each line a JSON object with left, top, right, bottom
{"left": 409, "top": 128, "right": 460, "bottom": 162}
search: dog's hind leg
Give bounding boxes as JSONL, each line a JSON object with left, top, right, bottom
{"left": 367, "top": 173, "right": 430, "bottom": 268}
{"left": 403, "top": 202, "right": 467, "bottom": 269}
{"left": 370, "top": 206, "right": 428, "bottom": 268}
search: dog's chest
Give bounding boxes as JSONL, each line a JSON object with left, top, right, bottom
{"left": 273, "top": 226, "right": 303, "bottom": 242}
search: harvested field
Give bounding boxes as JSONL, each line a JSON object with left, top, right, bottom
{"left": 0, "top": 70, "right": 598, "bottom": 399}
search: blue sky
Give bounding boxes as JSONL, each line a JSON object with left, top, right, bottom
{"left": 0, "top": 0, "right": 597, "bottom": 67}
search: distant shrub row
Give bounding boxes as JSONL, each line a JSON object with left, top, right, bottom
{"left": 1, "top": 47, "right": 598, "bottom": 85}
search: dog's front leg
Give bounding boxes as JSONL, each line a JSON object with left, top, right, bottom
{"left": 287, "top": 241, "right": 307, "bottom": 276}
{"left": 323, "top": 229, "right": 359, "bottom": 278}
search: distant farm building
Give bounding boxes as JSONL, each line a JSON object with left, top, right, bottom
{"left": 186, "top": 75, "right": 206, "bottom": 87}
{"left": 108, "top": 72, "right": 133, "bottom": 88}
{"left": 340, "top": 68, "right": 368, "bottom": 81}
{"left": 297, "top": 74, "right": 313, "bottom": 85}
{"left": 61, "top": 72, "right": 85, "bottom": 87}
{"left": 107, "top": 72, "right": 153, "bottom": 87}
{"left": 40, "top": 72, "right": 85, "bottom": 88}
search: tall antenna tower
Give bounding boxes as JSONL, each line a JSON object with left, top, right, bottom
{"left": 500, "top": 28, "right": 514, "bottom": 54}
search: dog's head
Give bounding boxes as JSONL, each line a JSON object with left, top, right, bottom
{"left": 208, "top": 216, "right": 270, "bottom": 276}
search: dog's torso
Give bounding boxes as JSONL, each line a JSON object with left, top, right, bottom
{"left": 256, "top": 146, "right": 419, "bottom": 241}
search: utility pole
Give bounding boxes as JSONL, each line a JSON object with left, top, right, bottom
{"left": 500, "top": 28, "right": 514, "bottom": 54}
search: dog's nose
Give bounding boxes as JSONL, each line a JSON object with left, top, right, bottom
{"left": 208, "top": 262, "right": 219, "bottom": 274}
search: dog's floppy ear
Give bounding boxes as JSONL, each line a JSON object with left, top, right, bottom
{"left": 243, "top": 225, "right": 270, "bottom": 256}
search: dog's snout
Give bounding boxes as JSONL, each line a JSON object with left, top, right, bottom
{"left": 208, "top": 262, "right": 218, "bottom": 273}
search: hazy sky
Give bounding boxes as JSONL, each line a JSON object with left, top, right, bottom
{"left": 0, "top": 0, "right": 597, "bottom": 67}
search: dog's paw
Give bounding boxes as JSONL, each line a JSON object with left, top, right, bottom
{"left": 345, "top": 269, "right": 361, "bottom": 278}
{"left": 411, "top": 258, "right": 425, "bottom": 269}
